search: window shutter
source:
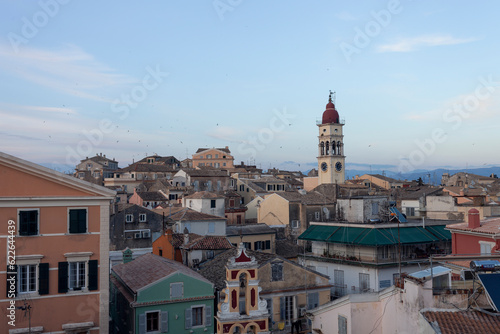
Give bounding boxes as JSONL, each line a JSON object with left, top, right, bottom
{"left": 19, "top": 211, "right": 27, "bottom": 234}
{"left": 29, "top": 210, "right": 38, "bottom": 235}
{"left": 79, "top": 209, "right": 87, "bottom": 233}
{"left": 58, "top": 262, "right": 68, "bottom": 293}
{"left": 38, "top": 263, "right": 49, "bottom": 295}
{"left": 88, "top": 260, "right": 98, "bottom": 291}
{"left": 161, "top": 311, "right": 168, "bottom": 332}
{"left": 279, "top": 296, "right": 285, "bottom": 320}
{"left": 69, "top": 210, "right": 78, "bottom": 233}
{"left": 266, "top": 240, "right": 271, "bottom": 250}
{"left": 205, "top": 305, "right": 212, "bottom": 327}
{"left": 138, "top": 313, "right": 146, "bottom": 334}
{"left": 185, "top": 308, "right": 192, "bottom": 329}
{"left": 6, "top": 265, "right": 17, "bottom": 297}
{"left": 307, "top": 292, "right": 319, "bottom": 310}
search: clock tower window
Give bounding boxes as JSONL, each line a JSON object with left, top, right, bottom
{"left": 325, "top": 141, "right": 329, "bottom": 155}
{"left": 320, "top": 142, "right": 325, "bottom": 156}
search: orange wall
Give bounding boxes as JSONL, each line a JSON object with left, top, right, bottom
{"left": 0, "top": 165, "right": 97, "bottom": 197}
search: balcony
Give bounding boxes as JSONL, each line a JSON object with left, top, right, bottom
{"left": 303, "top": 245, "right": 450, "bottom": 267}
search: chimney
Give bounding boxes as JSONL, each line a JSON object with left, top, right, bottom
{"left": 122, "top": 248, "right": 133, "bottom": 264}
{"left": 468, "top": 209, "right": 480, "bottom": 229}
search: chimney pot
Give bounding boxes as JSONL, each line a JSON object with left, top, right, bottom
{"left": 468, "top": 209, "right": 480, "bottom": 229}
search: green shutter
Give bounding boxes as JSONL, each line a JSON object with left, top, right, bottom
{"left": 58, "top": 262, "right": 68, "bottom": 293}
{"left": 38, "top": 263, "right": 49, "bottom": 295}
{"left": 88, "top": 260, "right": 98, "bottom": 291}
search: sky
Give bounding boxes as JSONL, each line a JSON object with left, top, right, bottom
{"left": 1, "top": 1, "right": 500, "bottom": 174}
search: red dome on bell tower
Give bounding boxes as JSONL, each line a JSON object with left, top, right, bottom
{"left": 322, "top": 91, "right": 340, "bottom": 124}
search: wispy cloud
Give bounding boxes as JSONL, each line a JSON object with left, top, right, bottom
{"left": 403, "top": 89, "right": 500, "bottom": 122}
{"left": 377, "top": 34, "right": 478, "bottom": 53}
{"left": 0, "top": 43, "right": 136, "bottom": 102}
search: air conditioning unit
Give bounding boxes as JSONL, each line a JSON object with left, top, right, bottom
{"left": 134, "top": 232, "right": 142, "bottom": 239}
{"left": 299, "top": 307, "right": 307, "bottom": 316}
{"left": 142, "top": 230, "right": 151, "bottom": 238}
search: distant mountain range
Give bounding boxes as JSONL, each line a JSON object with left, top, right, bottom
{"left": 41, "top": 160, "right": 500, "bottom": 187}
{"left": 275, "top": 161, "right": 500, "bottom": 186}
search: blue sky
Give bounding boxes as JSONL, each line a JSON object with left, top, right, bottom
{"left": 1, "top": 1, "right": 499, "bottom": 173}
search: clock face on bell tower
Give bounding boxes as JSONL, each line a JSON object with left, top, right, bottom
{"left": 317, "top": 91, "right": 345, "bottom": 185}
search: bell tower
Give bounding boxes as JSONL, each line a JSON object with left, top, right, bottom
{"left": 317, "top": 91, "right": 345, "bottom": 185}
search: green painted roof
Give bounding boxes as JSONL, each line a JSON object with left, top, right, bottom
{"left": 424, "top": 225, "right": 451, "bottom": 240}
{"left": 299, "top": 225, "right": 448, "bottom": 246}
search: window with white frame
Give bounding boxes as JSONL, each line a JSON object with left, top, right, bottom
{"left": 480, "top": 241, "right": 494, "bottom": 254}
{"left": 68, "top": 208, "right": 87, "bottom": 234}
{"left": 19, "top": 209, "right": 39, "bottom": 236}
{"left": 192, "top": 306, "right": 204, "bottom": 326}
{"left": 147, "top": 311, "right": 159, "bottom": 332}
{"left": 291, "top": 220, "right": 299, "bottom": 228}
{"left": 126, "top": 214, "right": 133, "bottom": 223}
{"left": 69, "top": 261, "right": 86, "bottom": 290}
{"left": 15, "top": 255, "right": 48, "bottom": 296}
{"left": 18, "top": 264, "right": 37, "bottom": 293}
{"left": 185, "top": 305, "right": 212, "bottom": 329}
{"left": 139, "top": 213, "right": 147, "bottom": 222}
{"left": 59, "top": 252, "right": 97, "bottom": 293}
{"left": 139, "top": 310, "right": 168, "bottom": 333}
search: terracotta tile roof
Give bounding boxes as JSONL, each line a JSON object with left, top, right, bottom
{"left": 184, "top": 191, "right": 224, "bottom": 199}
{"left": 171, "top": 233, "right": 203, "bottom": 248}
{"left": 394, "top": 186, "right": 443, "bottom": 200}
{"left": 275, "top": 191, "right": 335, "bottom": 205}
{"left": 195, "top": 147, "right": 231, "bottom": 154}
{"left": 137, "top": 191, "right": 168, "bottom": 201}
{"left": 447, "top": 217, "right": 500, "bottom": 235}
{"left": 422, "top": 310, "right": 500, "bottom": 333}
{"left": 120, "top": 163, "right": 176, "bottom": 173}
{"left": 112, "top": 253, "right": 211, "bottom": 293}
{"left": 198, "top": 248, "right": 276, "bottom": 290}
{"left": 154, "top": 207, "right": 225, "bottom": 221}
{"left": 110, "top": 275, "right": 134, "bottom": 303}
{"left": 276, "top": 239, "right": 304, "bottom": 259}
{"left": 182, "top": 235, "right": 234, "bottom": 250}
{"left": 226, "top": 224, "right": 276, "bottom": 236}
{"left": 180, "top": 168, "right": 229, "bottom": 177}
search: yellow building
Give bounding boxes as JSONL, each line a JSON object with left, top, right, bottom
{"left": 193, "top": 147, "right": 234, "bottom": 169}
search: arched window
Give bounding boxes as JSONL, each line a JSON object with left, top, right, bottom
{"left": 320, "top": 142, "right": 325, "bottom": 156}
{"left": 239, "top": 273, "right": 248, "bottom": 315}
{"left": 332, "top": 141, "right": 336, "bottom": 155}
{"left": 325, "top": 141, "right": 330, "bottom": 156}
{"left": 338, "top": 142, "right": 342, "bottom": 155}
